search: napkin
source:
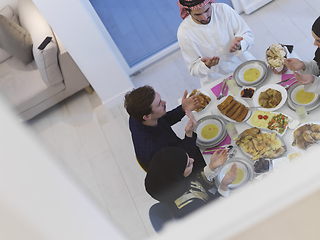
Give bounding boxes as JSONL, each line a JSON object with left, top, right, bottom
{"left": 211, "top": 75, "right": 232, "bottom": 97}
{"left": 281, "top": 74, "right": 297, "bottom": 87}
{"left": 202, "top": 134, "right": 231, "bottom": 154}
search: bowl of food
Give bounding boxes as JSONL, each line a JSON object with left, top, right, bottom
{"left": 253, "top": 84, "right": 287, "bottom": 111}
{"left": 240, "top": 87, "right": 255, "bottom": 99}
{"left": 218, "top": 161, "right": 249, "bottom": 189}
{"left": 291, "top": 85, "right": 319, "bottom": 106}
{"left": 254, "top": 158, "right": 270, "bottom": 174}
{"left": 188, "top": 89, "right": 212, "bottom": 112}
{"left": 196, "top": 118, "right": 222, "bottom": 143}
{"left": 266, "top": 43, "right": 288, "bottom": 75}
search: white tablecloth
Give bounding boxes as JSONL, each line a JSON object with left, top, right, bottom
{"left": 192, "top": 60, "right": 318, "bottom": 165}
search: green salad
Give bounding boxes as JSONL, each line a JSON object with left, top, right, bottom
{"left": 267, "top": 113, "right": 289, "bottom": 134}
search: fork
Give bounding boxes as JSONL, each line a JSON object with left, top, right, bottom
{"left": 283, "top": 80, "right": 298, "bottom": 90}
{"left": 216, "top": 81, "right": 227, "bottom": 100}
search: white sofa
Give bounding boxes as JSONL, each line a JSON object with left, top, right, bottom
{"left": 0, "top": 0, "right": 91, "bottom": 121}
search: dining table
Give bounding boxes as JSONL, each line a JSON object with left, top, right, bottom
{"left": 184, "top": 53, "right": 320, "bottom": 185}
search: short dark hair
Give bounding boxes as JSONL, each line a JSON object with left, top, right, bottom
{"left": 124, "top": 85, "right": 155, "bottom": 123}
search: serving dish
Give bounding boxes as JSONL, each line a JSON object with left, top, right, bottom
{"left": 234, "top": 60, "right": 268, "bottom": 87}
{"left": 291, "top": 121, "right": 320, "bottom": 151}
{"left": 215, "top": 157, "right": 254, "bottom": 189}
{"left": 194, "top": 115, "right": 227, "bottom": 148}
{"left": 253, "top": 84, "right": 287, "bottom": 111}
{"left": 246, "top": 110, "right": 292, "bottom": 136}
{"left": 237, "top": 128, "right": 287, "bottom": 160}
{"left": 217, "top": 95, "right": 252, "bottom": 123}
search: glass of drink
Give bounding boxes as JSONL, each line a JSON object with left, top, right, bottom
{"left": 226, "top": 79, "right": 240, "bottom": 95}
{"left": 226, "top": 122, "right": 239, "bottom": 140}
{"left": 296, "top": 106, "right": 308, "bottom": 123}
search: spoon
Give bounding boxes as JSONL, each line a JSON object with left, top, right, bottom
{"left": 283, "top": 80, "right": 298, "bottom": 90}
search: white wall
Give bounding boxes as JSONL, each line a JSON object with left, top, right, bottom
{"left": 32, "top": 0, "right": 134, "bottom": 109}
{"left": 0, "top": 94, "right": 128, "bottom": 240}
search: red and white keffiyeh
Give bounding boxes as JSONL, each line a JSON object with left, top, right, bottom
{"left": 177, "top": 0, "right": 217, "bottom": 20}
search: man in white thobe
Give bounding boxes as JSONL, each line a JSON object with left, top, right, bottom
{"left": 177, "top": 0, "right": 255, "bottom": 86}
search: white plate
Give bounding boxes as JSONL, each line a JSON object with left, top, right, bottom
{"left": 291, "top": 85, "right": 319, "bottom": 106}
{"left": 218, "top": 95, "right": 251, "bottom": 123}
{"left": 291, "top": 122, "right": 320, "bottom": 152}
{"left": 234, "top": 60, "right": 268, "bottom": 87}
{"left": 196, "top": 119, "right": 222, "bottom": 143}
{"left": 188, "top": 90, "right": 212, "bottom": 113}
{"left": 218, "top": 161, "right": 249, "bottom": 188}
{"left": 215, "top": 158, "right": 254, "bottom": 189}
{"left": 238, "top": 128, "right": 287, "bottom": 160}
{"left": 287, "top": 84, "right": 320, "bottom": 113}
{"left": 253, "top": 84, "right": 287, "bottom": 111}
{"left": 246, "top": 110, "right": 292, "bottom": 136}
{"left": 238, "top": 63, "right": 264, "bottom": 84}
{"left": 194, "top": 115, "right": 228, "bottom": 148}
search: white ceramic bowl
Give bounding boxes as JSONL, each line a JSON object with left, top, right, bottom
{"left": 291, "top": 85, "right": 319, "bottom": 106}
{"left": 196, "top": 119, "right": 222, "bottom": 143}
{"left": 218, "top": 161, "right": 249, "bottom": 189}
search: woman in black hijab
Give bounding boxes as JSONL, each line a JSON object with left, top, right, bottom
{"left": 284, "top": 16, "right": 320, "bottom": 93}
{"left": 145, "top": 147, "right": 237, "bottom": 219}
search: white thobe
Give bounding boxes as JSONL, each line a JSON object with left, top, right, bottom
{"left": 302, "top": 60, "right": 320, "bottom": 93}
{"left": 177, "top": 3, "right": 255, "bottom": 86}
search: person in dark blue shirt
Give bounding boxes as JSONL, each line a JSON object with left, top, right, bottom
{"left": 124, "top": 85, "right": 206, "bottom": 172}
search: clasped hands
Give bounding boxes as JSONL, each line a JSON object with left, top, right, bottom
{"left": 284, "top": 58, "right": 315, "bottom": 85}
{"left": 201, "top": 37, "right": 243, "bottom": 69}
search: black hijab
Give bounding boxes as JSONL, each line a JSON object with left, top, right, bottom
{"left": 312, "top": 16, "right": 320, "bottom": 70}
{"left": 145, "top": 147, "right": 191, "bottom": 203}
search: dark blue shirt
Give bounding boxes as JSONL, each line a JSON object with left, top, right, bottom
{"left": 129, "top": 105, "right": 199, "bottom": 168}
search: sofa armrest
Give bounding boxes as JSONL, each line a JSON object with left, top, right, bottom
{"left": 18, "top": 0, "right": 63, "bottom": 86}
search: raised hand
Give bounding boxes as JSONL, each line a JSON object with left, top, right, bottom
{"left": 208, "top": 149, "right": 228, "bottom": 171}
{"left": 294, "top": 71, "right": 315, "bottom": 85}
{"left": 201, "top": 56, "right": 220, "bottom": 69}
{"left": 185, "top": 110, "right": 197, "bottom": 137}
{"left": 229, "top": 37, "right": 243, "bottom": 53}
{"left": 284, "top": 58, "right": 305, "bottom": 72}
{"left": 220, "top": 163, "right": 238, "bottom": 191}
{"left": 181, "top": 90, "right": 198, "bottom": 112}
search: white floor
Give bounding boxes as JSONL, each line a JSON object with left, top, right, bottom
{"left": 24, "top": 0, "right": 320, "bottom": 239}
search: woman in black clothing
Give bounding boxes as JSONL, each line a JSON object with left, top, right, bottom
{"left": 145, "top": 147, "right": 237, "bottom": 219}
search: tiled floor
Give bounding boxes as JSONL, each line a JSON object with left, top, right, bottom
{"left": 24, "top": 0, "right": 320, "bottom": 239}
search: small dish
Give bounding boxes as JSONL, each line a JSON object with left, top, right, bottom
{"left": 240, "top": 86, "right": 256, "bottom": 99}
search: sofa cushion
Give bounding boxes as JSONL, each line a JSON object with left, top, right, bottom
{"left": 0, "top": 5, "right": 19, "bottom": 24}
{"left": 0, "top": 56, "right": 65, "bottom": 109}
{"left": 18, "top": 0, "right": 63, "bottom": 86}
{"left": 0, "top": 15, "right": 33, "bottom": 64}
{"left": 0, "top": 47, "right": 12, "bottom": 63}
{"left": 0, "top": 5, "right": 20, "bottom": 63}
